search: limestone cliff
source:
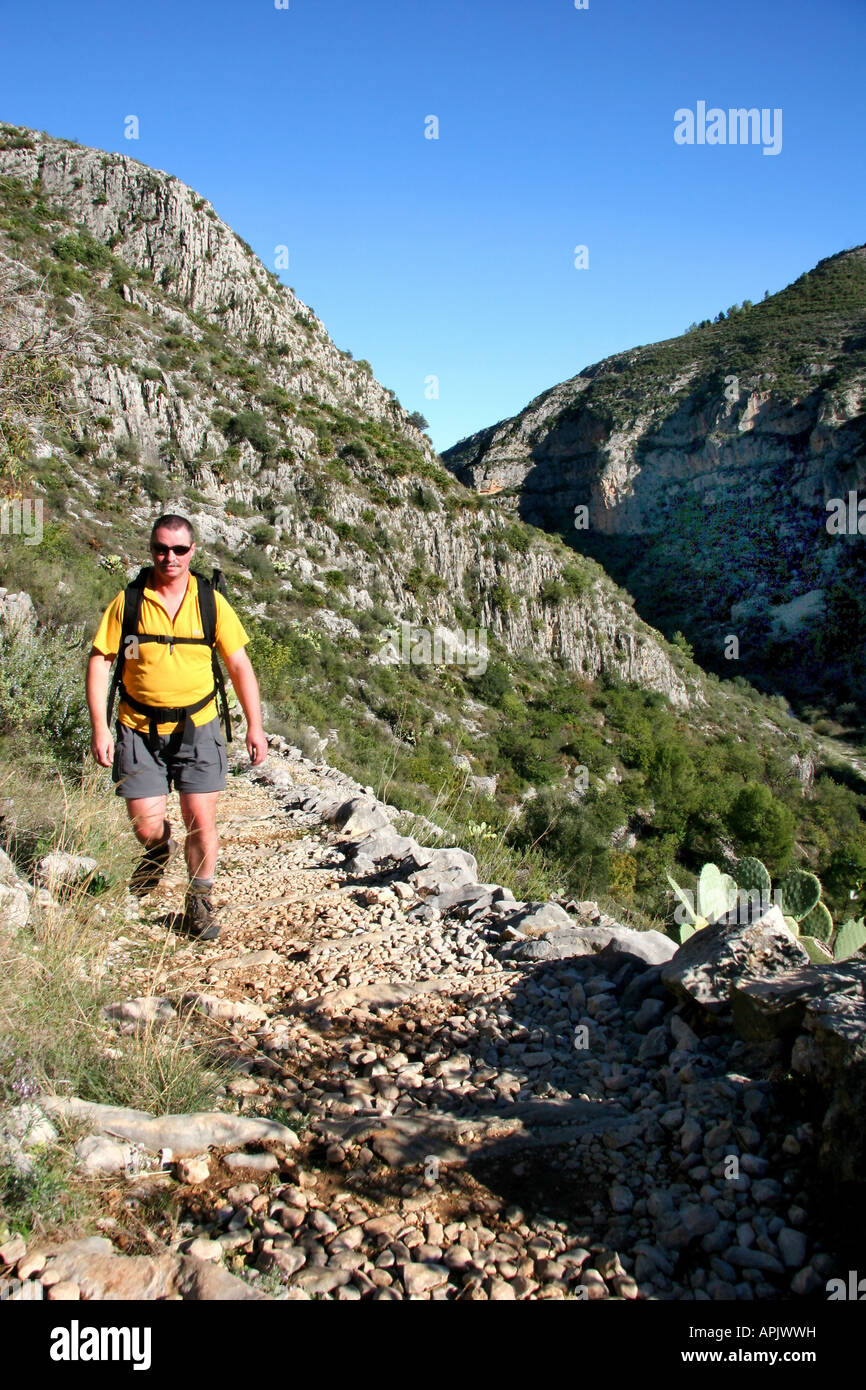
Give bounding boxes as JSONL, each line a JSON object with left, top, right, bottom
{"left": 0, "top": 121, "right": 690, "bottom": 710}
{"left": 443, "top": 247, "right": 866, "bottom": 712}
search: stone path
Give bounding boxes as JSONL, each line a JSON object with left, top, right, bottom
{"left": 1, "top": 741, "right": 840, "bottom": 1301}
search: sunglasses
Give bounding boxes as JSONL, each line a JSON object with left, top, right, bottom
{"left": 151, "top": 543, "right": 192, "bottom": 557}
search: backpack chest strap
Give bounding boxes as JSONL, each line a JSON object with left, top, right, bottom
{"left": 118, "top": 682, "right": 218, "bottom": 750}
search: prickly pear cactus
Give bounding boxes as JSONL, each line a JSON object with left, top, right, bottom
{"left": 783, "top": 915, "right": 801, "bottom": 937}
{"left": 736, "top": 857, "right": 772, "bottom": 897}
{"left": 697, "top": 863, "right": 738, "bottom": 924}
{"left": 777, "top": 870, "right": 822, "bottom": 922}
{"left": 667, "top": 872, "right": 705, "bottom": 929}
{"left": 798, "top": 900, "right": 833, "bottom": 942}
{"left": 800, "top": 935, "right": 833, "bottom": 963}
{"left": 833, "top": 917, "right": 866, "bottom": 961}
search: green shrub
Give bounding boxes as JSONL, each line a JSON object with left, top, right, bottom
{"left": 224, "top": 411, "right": 273, "bottom": 455}
{"left": 141, "top": 467, "right": 169, "bottom": 502}
{"left": 239, "top": 546, "right": 274, "bottom": 579}
{"left": 490, "top": 579, "right": 517, "bottom": 612}
{"left": 540, "top": 578, "right": 565, "bottom": 604}
{"left": 727, "top": 782, "right": 795, "bottom": 872}
{"left": 469, "top": 662, "right": 510, "bottom": 707}
{"left": 0, "top": 621, "right": 92, "bottom": 772}
{"left": 250, "top": 523, "right": 276, "bottom": 547}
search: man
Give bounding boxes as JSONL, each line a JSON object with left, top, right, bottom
{"left": 86, "top": 514, "right": 268, "bottom": 940}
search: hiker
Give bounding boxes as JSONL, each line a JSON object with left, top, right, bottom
{"left": 85, "top": 513, "right": 268, "bottom": 940}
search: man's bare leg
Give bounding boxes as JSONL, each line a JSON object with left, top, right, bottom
{"left": 125, "top": 795, "right": 174, "bottom": 894}
{"left": 125, "top": 795, "right": 171, "bottom": 847}
{"left": 179, "top": 792, "right": 221, "bottom": 939}
{"left": 179, "top": 791, "right": 220, "bottom": 881}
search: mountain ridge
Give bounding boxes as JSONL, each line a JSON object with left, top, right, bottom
{"left": 442, "top": 241, "right": 866, "bottom": 717}
{"left": 3, "top": 120, "right": 866, "bottom": 932}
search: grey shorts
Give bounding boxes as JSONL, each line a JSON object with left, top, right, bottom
{"left": 112, "top": 717, "right": 227, "bottom": 799}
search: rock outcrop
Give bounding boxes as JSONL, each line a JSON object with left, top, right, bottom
{"left": 442, "top": 245, "right": 866, "bottom": 710}
{"left": 0, "top": 123, "right": 690, "bottom": 709}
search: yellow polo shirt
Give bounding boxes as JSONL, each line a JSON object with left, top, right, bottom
{"left": 92, "top": 574, "right": 250, "bottom": 734}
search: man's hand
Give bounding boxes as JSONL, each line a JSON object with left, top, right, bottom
{"left": 224, "top": 647, "right": 268, "bottom": 766}
{"left": 91, "top": 727, "right": 114, "bottom": 768}
{"left": 246, "top": 727, "right": 268, "bottom": 766}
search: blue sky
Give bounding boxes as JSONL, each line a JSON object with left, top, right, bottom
{"left": 4, "top": 0, "right": 865, "bottom": 452}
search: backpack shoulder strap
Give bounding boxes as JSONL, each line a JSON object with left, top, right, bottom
{"left": 192, "top": 570, "right": 217, "bottom": 648}
{"left": 106, "top": 567, "right": 150, "bottom": 727}
{"left": 192, "top": 569, "right": 233, "bottom": 745}
{"left": 122, "top": 566, "right": 150, "bottom": 644}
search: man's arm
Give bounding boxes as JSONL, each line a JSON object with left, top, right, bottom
{"left": 86, "top": 648, "right": 116, "bottom": 767}
{"left": 223, "top": 646, "right": 268, "bottom": 765}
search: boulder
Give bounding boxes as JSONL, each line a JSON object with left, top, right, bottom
{"left": 424, "top": 884, "right": 494, "bottom": 918}
{"left": 0, "top": 882, "right": 30, "bottom": 930}
{"left": 0, "top": 847, "right": 22, "bottom": 885}
{"left": 567, "top": 924, "right": 677, "bottom": 964}
{"left": 345, "top": 827, "right": 420, "bottom": 866}
{"left": 0, "top": 1102, "right": 58, "bottom": 1176}
{"left": 730, "top": 960, "right": 866, "bottom": 1042}
{"left": 74, "top": 1135, "right": 136, "bottom": 1175}
{"left": 505, "top": 901, "right": 574, "bottom": 936}
{"left": 787, "top": 962, "right": 866, "bottom": 1182}
{"left": 33, "top": 1237, "right": 267, "bottom": 1300}
{"left": 660, "top": 904, "right": 808, "bottom": 1015}
{"left": 512, "top": 931, "right": 596, "bottom": 962}
{"left": 37, "top": 851, "right": 98, "bottom": 888}
{"left": 0, "top": 588, "right": 36, "bottom": 632}
{"left": 409, "top": 847, "right": 478, "bottom": 896}
{"left": 182, "top": 992, "right": 268, "bottom": 1025}
{"left": 326, "top": 796, "right": 390, "bottom": 837}
{"left": 103, "top": 997, "right": 177, "bottom": 1030}
{"left": 39, "top": 1096, "right": 299, "bottom": 1155}
{"left": 283, "top": 785, "right": 341, "bottom": 816}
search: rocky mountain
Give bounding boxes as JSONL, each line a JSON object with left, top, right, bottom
{"left": 2, "top": 122, "right": 866, "bottom": 1320}
{"left": 0, "top": 120, "right": 689, "bottom": 709}
{"left": 442, "top": 247, "right": 866, "bottom": 719}
{"left": 3, "top": 120, "right": 866, "bottom": 928}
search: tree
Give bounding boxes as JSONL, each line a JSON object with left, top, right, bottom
{"left": 727, "top": 782, "right": 795, "bottom": 871}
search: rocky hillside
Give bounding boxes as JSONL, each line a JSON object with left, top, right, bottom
{"left": 0, "top": 120, "right": 686, "bottom": 706}
{"left": 3, "top": 120, "right": 866, "bottom": 927}
{"left": 442, "top": 246, "right": 866, "bottom": 719}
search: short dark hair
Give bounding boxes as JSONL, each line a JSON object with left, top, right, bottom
{"left": 150, "top": 513, "right": 195, "bottom": 544}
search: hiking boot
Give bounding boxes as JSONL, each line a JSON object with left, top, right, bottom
{"left": 182, "top": 887, "right": 220, "bottom": 941}
{"left": 130, "top": 834, "right": 178, "bottom": 896}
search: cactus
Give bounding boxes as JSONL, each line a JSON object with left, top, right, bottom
{"left": 800, "top": 935, "right": 833, "bottom": 963}
{"left": 666, "top": 871, "right": 705, "bottom": 929}
{"left": 665, "top": 855, "right": 855, "bottom": 957}
{"left": 697, "top": 863, "right": 738, "bottom": 924}
{"left": 735, "top": 857, "right": 772, "bottom": 897}
{"left": 833, "top": 917, "right": 866, "bottom": 962}
{"left": 798, "top": 900, "right": 833, "bottom": 942}
{"left": 777, "top": 870, "right": 822, "bottom": 922}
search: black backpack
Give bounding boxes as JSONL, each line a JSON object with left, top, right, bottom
{"left": 106, "top": 567, "right": 233, "bottom": 749}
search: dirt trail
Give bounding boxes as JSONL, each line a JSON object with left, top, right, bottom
{"left": 7, "top": 751, "right": 833, "bottom": 1302}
